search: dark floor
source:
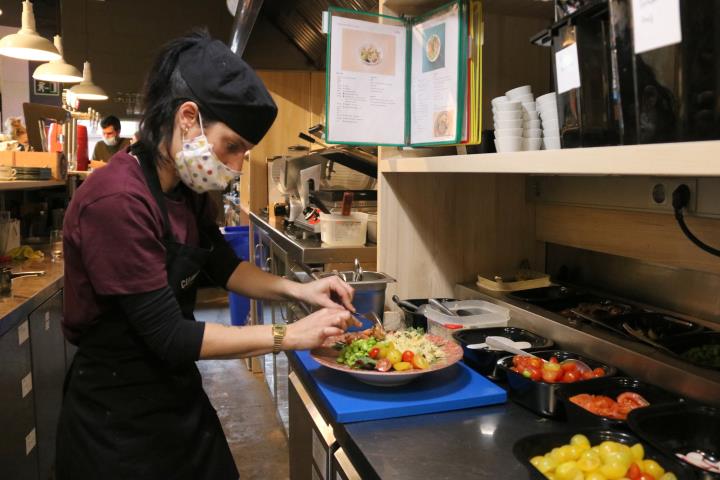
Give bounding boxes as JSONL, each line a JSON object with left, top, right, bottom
{"left": 194, "top": 288, "right": 290, "bottom": 480}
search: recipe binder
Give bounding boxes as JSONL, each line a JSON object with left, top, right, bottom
{"left": 325, "top": 0, "right": 483, "bottom": 147}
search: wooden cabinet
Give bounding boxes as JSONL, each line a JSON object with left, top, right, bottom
{"left": 29, "top": 290, "right": 65, "bottom": 480}
{"left": 0, "top": 320, "right": 39, "bottom": 480}
{"left": 0, "top": 287, "right": 67, "bottom": 480}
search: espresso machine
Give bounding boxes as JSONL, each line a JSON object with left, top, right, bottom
{"left": 270, "top": 144, "right": 378, "bottom": 233}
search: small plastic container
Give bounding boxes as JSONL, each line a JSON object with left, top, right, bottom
{"left": 425, "top": 300, "right": 510, "bottom": 341}
{"left": 319, "top": 212, "right": 368, "bottom": 246}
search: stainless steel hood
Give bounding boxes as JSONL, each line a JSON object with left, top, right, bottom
{"left": 260, "top": 0, "right": 379, "bottom": 69}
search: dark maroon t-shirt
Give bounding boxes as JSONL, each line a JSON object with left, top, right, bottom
{"left": 62, "top": 152, "right": 206, "bottom": 343}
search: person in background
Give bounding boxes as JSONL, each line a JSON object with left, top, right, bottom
{"left": 4, "top": 117, "right": 30, "bottom": 151}
{"left": 130, "top": 130, "right": 140, "bottom": 145}
{"left": 92, "top": 115, "right": 131, "bottom": 161}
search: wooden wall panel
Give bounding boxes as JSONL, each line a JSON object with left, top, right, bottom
{"left": 309, "top": 72, "right": 326, "bottom": 130}
{"left": 536, "top": 204, "right": 720, "bottom": 275}
{"left": 482, "top": 13, "right": 552, "bottom": 128}
{"left": 241, "top": 71, "right": 322, "bottom": 214}
{"left": 379, "top": 172, "right": 536, "bottom": 300}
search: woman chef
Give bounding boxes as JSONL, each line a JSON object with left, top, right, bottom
{"left": 56, "top": 31, "right": 359, "bottom": 480}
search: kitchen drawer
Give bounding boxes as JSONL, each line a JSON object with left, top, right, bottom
{"left": 331, "top": 448, "right": 361, "bottom": 480}
{"left": 0, "top": 320, "right": 39, "bottom": 479}
{"left": 289, "top": 372, "right": 336, "bottom": 480}
{"left": 29, "top": 290, "right": 65, "bottom": 480}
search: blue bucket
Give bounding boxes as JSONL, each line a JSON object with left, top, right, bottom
{"left": 223, "top": 226, "right": 250, "bottom": 326}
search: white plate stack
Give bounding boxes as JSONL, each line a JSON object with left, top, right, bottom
{"left": 536, "top": 92, "right": 561, "bottom": 150}
{"left": 492, "top": 85, "right": 542, "bottom": 152}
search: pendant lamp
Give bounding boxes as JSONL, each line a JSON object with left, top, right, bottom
{"left": 0, "top": 1, "right": 60, "bottom": 62}
{"left": 33, "top": 35, "right": 83, "bottom": 83}
{"left": 69, "top": 61, "right": 108, "bottom": 101}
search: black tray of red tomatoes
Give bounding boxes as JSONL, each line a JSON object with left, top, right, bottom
{"left": 496, "top": 350, "right": 617, "bottom": 418}
{"left": 559, "top": 376, "right": 683, "bottom": 428}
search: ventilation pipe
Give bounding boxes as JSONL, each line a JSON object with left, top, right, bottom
{"left": 228, "top": 0, "right": 264, "bottom": 56}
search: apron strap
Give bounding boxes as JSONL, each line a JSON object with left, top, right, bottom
{"left": 133, "top": 145, "right": 176, "bottom": 244}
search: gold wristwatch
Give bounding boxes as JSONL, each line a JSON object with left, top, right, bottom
{"left": 272, "top": 323, "right": 287, "bottom": 355}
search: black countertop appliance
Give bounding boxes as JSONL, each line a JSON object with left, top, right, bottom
{"left": 610, "top": 0, "right": 720, "bottom": 144}
{"left": 544, "top": 0, "right": 620, "bottom": 148}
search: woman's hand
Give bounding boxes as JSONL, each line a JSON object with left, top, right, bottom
{"left": 292, "top": 276, "right": 355, "bottom": 312}
{"left": 283, "top": 307, "right": 361, "bottom": 351}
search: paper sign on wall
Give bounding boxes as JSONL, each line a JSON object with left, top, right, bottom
{"left": 632, "top": 0, "right": 682, "bottom": 54}
{"left": 555, "top": 43, "right": 581, "bottom": 94}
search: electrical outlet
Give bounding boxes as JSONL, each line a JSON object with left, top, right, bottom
{"left": 647, "top": 178, "right": 697, "bottom": 212}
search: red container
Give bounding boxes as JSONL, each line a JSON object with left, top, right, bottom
{"left": 76, "top": 125, "right": 88, "bottom": 171}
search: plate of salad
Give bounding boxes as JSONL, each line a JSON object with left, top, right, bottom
{"left": 310, "top": 327, "right": 463, "bottom": 387}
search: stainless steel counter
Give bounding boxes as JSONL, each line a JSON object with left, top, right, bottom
{"left": 454, "top": 283, "right": 720, "bottom": 407}
{"left": 249, "top": 212, "right": 376, "bottom": 265}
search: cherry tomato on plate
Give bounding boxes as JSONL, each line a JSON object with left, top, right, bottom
{"left": 401, "top": 350, "right": 414, "bottom": 363}
{"left": 369, "top": 347, "right": 379, "bottom": 359}
{"left": 412, "top": 354, "right": 429, "bottom": 370}
{"left": 593, "top": 367, "right": 606, "bottom": 378}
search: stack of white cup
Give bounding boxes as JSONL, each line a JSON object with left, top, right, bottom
{"left": 492, "top": 95, "right": 523, "bottom": 153}
{"left": 536, "top": 92, "right": 561, "bottom": 150}
{"left": 492, "top": 85, "right": 542, "bottom": 152}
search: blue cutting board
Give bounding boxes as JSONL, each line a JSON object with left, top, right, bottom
{"left": 295, "top": 350, "right": 507, "bottom": 423}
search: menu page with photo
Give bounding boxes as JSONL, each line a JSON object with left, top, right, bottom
{"left": 326, "top": 12, "right": 407, "bottom": 145}
{"left": 409, "top": 2, "right": 464, "bottom": 146}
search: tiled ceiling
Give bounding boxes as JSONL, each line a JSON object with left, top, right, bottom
{"left": 262, "top": 0, "right": 378, "bottom": 69}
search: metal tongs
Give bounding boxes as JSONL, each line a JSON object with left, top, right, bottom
{"left": 352, "top": 258, "right": 363, "bottom": 282}
{"left": 361, "top": 311, "right": 385, "bottom": 340}
{"left": 333, "top": 311, "right": 386, "bottom": 349}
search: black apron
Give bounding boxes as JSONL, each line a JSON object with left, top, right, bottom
{"left": 56, "top": 152, "right": 238, "bottom": 480}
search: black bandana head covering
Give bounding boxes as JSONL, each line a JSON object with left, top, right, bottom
{"left": 177, "top": 39, "right": 278, "bottom": 145}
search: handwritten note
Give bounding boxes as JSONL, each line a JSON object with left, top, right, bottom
{"left": 555, "top": 43, "right": 581, "bottom": 94}
{"left": 632, "top": 0, "right": 682, "bottom": 54}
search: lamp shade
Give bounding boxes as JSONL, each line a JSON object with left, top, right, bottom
{"left": 32, "top": 35, "right": 83, "bottom": 83}
{"left": 0, "top": 1, "right": 60, "bottom": 61}
{"left": 69, "top": 61, "right": 108, "bottom": 101}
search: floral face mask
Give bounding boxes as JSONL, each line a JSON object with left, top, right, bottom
{"left": 174, "top": 114, "right": 240, "bottom": 193}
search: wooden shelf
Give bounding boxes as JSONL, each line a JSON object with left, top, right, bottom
{"left": 379, "top": 141, "right": 720, "bottom": 176}
{"left": 0, "top": 180, "right": 65, "bottom": 191}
